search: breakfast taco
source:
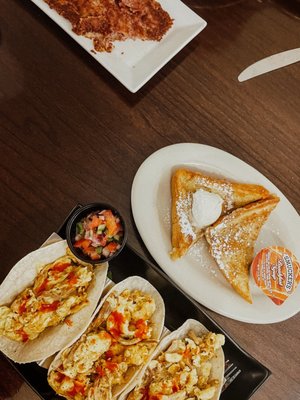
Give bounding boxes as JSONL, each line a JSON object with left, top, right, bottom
{"left": 0, "top": 240, "right": 108, "bottom": 363}
{"left": 48, "top": 276, "right": 165, "bottom": 399}
{"left": 120, "top": 319, "right": 225, "bottom": 400}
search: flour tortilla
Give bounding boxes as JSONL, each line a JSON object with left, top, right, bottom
{"left": 120, "top": 319, "right": 225, "bottom": 400}
{"left": 48, "top": 276, "right": 165, "bottom": 399}
{"left": 0, "top": 240, "right": 108, "bottom": 363}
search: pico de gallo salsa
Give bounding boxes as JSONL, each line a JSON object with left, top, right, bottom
{"left": 74, "top": 210, "right": 124, "bottom": 261}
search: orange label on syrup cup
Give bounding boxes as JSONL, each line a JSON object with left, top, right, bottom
{"left": 251, "top": 246, "right": 300, "bottom": 305}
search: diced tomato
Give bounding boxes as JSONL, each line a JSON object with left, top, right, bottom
{"left": 74, "top": 238, "right": 92, "bottom": 250}
{"left": 35, "top": 278, "right": 49, "bottom": 295}
{"left": 98, "top": 234, "right": 107, "bottom": 247}
{"left": 85, "top": 247, "right": 101, "bottom": 260}
{"left": 103, "top": 210, "right": 119, "bottom": 237}
{"left": 88, "top": 215, "right": 101, "bottom": 229}
{"left": 67, "top": 271, "right": 78, "bottom": 285}
{"left": 40, "top": 300, "right": 60, "bottom": 312}
{"left": 89, "top": 252, "right": 101, "bottom": 260}
{"left": 106, "top": 242, "right": 118, "bottom": 253}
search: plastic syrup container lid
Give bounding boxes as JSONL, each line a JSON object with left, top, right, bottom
{"left": 251, "top": 246, "right": 300, "bottom": 305}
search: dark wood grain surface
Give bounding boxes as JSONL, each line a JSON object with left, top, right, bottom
{"left": 0, "top": 0, "right": 299, "bottom": 399}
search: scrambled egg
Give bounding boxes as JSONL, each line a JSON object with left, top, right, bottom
{"left": 127, "top": 330, "right": 225, "bottom": 400}
{"left": 0, "top": 253, "right": 93, "bottom": 342}
{"left": 48, "top": 289, "right": 157, "bottom": 400}
{"left": 104, "top": 289, "right": 156, "bottom": 345}
{"left": 62, "top": 330, "right": 112, "bottom": 378}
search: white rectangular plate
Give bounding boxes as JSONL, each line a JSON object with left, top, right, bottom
{"left": 31, "top": 0, "right": 207, "bottom": 92}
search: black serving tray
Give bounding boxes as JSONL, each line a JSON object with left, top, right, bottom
{"left": 8, "top": 205, "right": 271, "bottom": 400}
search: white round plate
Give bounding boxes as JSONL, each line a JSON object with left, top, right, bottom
{"left": 131, "top": 143, "right": 300, "bottom": 323}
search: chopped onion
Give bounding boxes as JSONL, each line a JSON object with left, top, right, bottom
{"left": 102, "top": 248, "right": 110, "bottom": 258}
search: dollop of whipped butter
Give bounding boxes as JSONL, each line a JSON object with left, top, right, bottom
{"left": 192, "top": 189, "right": 223, "bottom": 228}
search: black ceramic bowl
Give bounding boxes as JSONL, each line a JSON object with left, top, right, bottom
{"left": 66, "top": 203, "right": 127, "bottom": 264}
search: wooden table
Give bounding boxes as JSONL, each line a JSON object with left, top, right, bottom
{"left": 0, "top": 0, "right": 299, "bottom": 399}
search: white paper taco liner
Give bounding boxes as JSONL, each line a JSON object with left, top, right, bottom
{"left": 0, "top": 240, "right": 108, "bottom": 363}
{"left": 119, "top": 318, "right": 225, "bottom": 400}
{"left": 48, "top": 275, "right": 165, "bottom": 398}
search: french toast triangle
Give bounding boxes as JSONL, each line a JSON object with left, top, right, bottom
{"left": 170, "top": 169, "right": 270, "bottom": 260}
{"left": 205, "top": 195, "right": 280, "bottom": 303}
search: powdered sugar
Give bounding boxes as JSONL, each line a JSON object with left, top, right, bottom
{"left": 194, "top": 176, "right": 234, "bottom": 210}
{"left": 162, "top": 210, "right": 171, "bottom": 227}
{"left": 187, "top": 240, "right": 218, "bottom": 279}
{"left": 176, "top": 192, "right": 196, "bottom": 239}
{"left": 174, "top": 173, "right": 235, "bottom": 240}
{"left": 206, "top": 212, "right": 257, "bottom": 279}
